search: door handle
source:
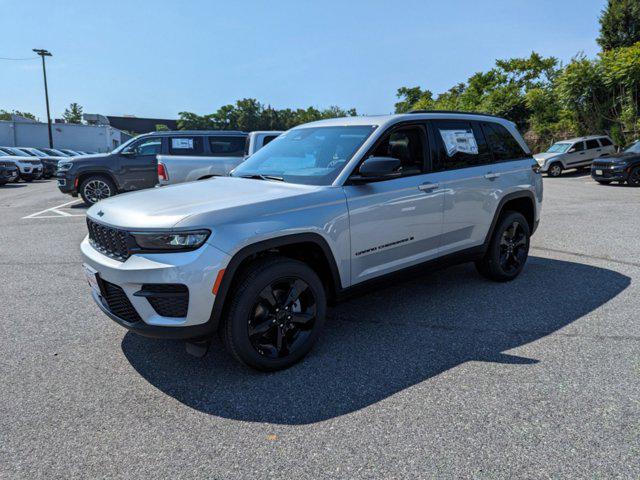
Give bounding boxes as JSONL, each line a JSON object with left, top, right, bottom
{"left": 418, "top": 182, "right": 439, "bottom": 192}
{"left": 484, "top": 172, "right": 501, "bottom": 180}
{"left": 579, "top": 152, "right": 585, "bottom": 155}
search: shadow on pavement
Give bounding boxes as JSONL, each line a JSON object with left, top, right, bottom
{"left": 122, "top": 256, "right": 629, "bottom": 425}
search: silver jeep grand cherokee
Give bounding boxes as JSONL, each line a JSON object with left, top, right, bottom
{"left": 81, "top": 111, "right": 543, "bottom": 371}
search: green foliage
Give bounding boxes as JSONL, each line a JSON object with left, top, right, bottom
{"left": 155, "top": 124, "right": 170, "bottom": 131}
{"left": 0, "top": 110, "right": 37, "bottom": 121}
{"left": 63, "top": 102, "right": 83, "bottom": 123}
{"left": 178, "top": 99, "right": 357, "bottom": 132}
{"left": 598, "top": 0, "right": 640, "bottom": 51}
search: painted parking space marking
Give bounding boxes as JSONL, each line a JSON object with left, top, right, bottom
{"left": 22, "top": 199, "right": 86, "bottom": 219}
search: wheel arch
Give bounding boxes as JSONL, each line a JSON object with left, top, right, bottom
{"left": 484, "top": 191, "right": 537, "bottom": 247}
{"left": 77, "top": 169, "right": 121, "bottom": 192}
{"left": 208, "top": 233, "right": 342, "bottom": 331}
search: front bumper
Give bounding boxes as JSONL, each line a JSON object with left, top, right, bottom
{"left": 0, "top": 168, "right": 18, "bottom": 182}
{"left": 57, "top": 171, "right": 77, "bottom": 194}
{"left": 81, "top": 237, "right": 231, "bottom": 339}
{"left": 591, "top": 166, "right": 628, "bottom": 182}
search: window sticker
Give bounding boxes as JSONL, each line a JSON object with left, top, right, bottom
{"left": 171, "top": 138, "right": 194, "bottom": 149}
{"left": 439, "top": 129, "right": 478, "bottom": 156}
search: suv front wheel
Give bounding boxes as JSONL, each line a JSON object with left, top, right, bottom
{"left": 547, "top": 162, "right": 563, "bottom": 177}
{"left": 80, "top": 175, "right": 116, "bottom": 205}
{"left": 221, "top": 257, "right": 327, "bottom": 371}
{"left": 476, "top": 211, "right": 531, "bottom": 282}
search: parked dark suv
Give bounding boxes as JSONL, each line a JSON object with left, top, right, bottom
{"left": 57, "top": 130, "right": 248, "bottom": 205}
{"left": 591, "top": 139, "right": 640, "bottom": 186}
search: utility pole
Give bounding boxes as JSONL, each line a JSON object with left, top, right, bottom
{"left": 33, "top": 48, "right": 53, "bottom": 148}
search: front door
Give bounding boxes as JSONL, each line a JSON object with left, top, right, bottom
{"left": 565, "top": 141, "right": 587, "bottom": 167}
{"left": 343, "top": 124, "right": 444, "bottom": 284}
{"left": 118, "top": 136, "right": 162, "bottom": 191}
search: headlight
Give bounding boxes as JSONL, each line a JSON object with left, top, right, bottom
{"left": 57, "top": 162, "right": 73, "bottom": 171}
{"left": 131, "top": 230, "right": 211, "bottom": 251}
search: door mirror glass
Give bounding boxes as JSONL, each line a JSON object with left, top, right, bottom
{"left": 358, "top": 156, "right": 402, "bottom": 179}
{"left": 568, "top": 147, "right": 576, "bottom": 153}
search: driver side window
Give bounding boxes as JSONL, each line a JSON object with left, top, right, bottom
{"left": 125, "top": 137, "right": 162, "bottom": 156}
{"left": 370, "top": 126, "right": 425, "bottom": 176}
{"left": 572, "top": 141, "right": 585, "bottom": 152}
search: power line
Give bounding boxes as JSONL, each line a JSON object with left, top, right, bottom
{"left": 0, "top": 56, "right": 38, "bottom": 61}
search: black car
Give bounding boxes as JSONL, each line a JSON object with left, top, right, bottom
{"left": 591, "top": 140, "right": 640, "bottom": 186}
{"left": 56, "top": 130, "right": 247, "bottom": 205}
{"left": 0, "top": 160, "right": 19, "bottom": 186}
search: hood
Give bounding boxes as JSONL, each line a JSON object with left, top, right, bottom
{"left": 533, "top": 152, "right": 562, "bottom": 162}
{"left": 61, "top": 153, "right": 107, "bottom": 165}
{"left": 87, "top": 176, "right": 325, "bottom": 229}
{"left": 595, "top": 151, "right": 639, "bottom": 162}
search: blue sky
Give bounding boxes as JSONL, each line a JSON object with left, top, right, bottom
{"left": 1, "top": 0, "right": 605, "bottom": 120}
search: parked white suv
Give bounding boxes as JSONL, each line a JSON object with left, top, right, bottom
{"left": 81, "top": 111, "right": 542, "bottom": 371}
{"left": 534, "top": 135, "right": 616, "bottom": 177}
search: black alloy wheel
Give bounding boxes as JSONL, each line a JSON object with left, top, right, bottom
{"left": 628, "top": 166, "right": 640, "bottom": 187}
{"left": 222, "top": 257, "right": 327, "bottom": 371}
{"left": 498, "top": 221, "right": 528, "bottom": 276}
{"left": 476, "top": 211, "right": 531, "bottom": 282}
{"left": 248, "top": 278, "right": 317, "bottom": 359}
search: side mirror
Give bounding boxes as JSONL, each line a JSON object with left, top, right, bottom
{"left": 357, "top": 156, "right": 402, "bottom": 180}
{"left": 121, "top": 150, "right": 135, "bottom": 156}
{"left": 568, "top": 147, "right": 576, "bottom": 153}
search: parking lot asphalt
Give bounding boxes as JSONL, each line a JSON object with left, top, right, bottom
{"left": 1, "top": 174, "right": 639, "bottom": 479}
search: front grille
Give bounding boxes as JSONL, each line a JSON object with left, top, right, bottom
{"left": 138, "top": 284, "right": 189, "bottom": 318}
{"left": 101, "top": 280, "right": 142, "bottom": 323}
{"left": 87, "top": 218, "right": 131, "bottom": 261}
{"left": 592, "top": 161, "right": 613, "bottom": 169}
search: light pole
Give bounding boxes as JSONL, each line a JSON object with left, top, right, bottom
{"left": 33, "top": 48, "right": 53, "bottom": 148}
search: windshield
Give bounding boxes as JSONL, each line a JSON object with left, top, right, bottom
{"left": 624, "top": 140, "right": 640, "bottom": 153}
{"left": 111, "top": 136, "right": 139, "bottom": 154}
{"left": 41, "top": 148, "right": 68, "bottom": 156}
{"left": 231, "top": 125, "right": 376, "bottom": 185}
{"left": 547, "top": 142, "right": 572, "bottom": 153}
{"left": 23, "top": 148, "right": 46, "bottom": 157}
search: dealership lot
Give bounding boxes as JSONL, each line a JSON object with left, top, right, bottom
{"left": 1, "top": 176, "right": 639, "bottom": 478}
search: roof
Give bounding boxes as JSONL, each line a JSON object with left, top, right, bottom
{"left": 146, "top": 130, "right": 246, "bottom": 136}
{"left": 294, "top": 112, "right": 516, "bottom": 130}
{"left": 555, "top": 135, "right": 611, "bottom": 143}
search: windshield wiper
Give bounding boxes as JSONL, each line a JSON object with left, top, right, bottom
{"left": 237, "top": 174, "right": 284, "bottom": 182}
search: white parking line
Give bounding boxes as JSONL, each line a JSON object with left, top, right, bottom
{"left": 22, "top": 199, "right": 86, "bottom": 219}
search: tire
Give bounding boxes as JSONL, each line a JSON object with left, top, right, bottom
{"left": 221, "top": 256, "right": 327, "bottom": 371}
{"left": 547, "top": 162, "right": 563, "bottom": 177}
{"left": 80, "top": 175, "right": 116, "bottom": 205}
{"left": 628, "top": 166, "right": 640, "bottom": 187}
{"left": 596, "top": 180, "right": 612, "bottom": 185}
{"left": 475, "top": 211, "right": 531, "bottom": 282}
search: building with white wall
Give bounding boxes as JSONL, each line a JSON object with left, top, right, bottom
{"left": 0, "top": 116, "right": 132, "bottom": 153}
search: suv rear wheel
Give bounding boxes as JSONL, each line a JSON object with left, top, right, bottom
{"left": 221, "top": 257, "right": 327, "bottom": 371}
{"left": 476, "top": 211, "right": 531, "bottom": 282}
{"left": 80, "top": 175, "right": 116, "bottom": 205}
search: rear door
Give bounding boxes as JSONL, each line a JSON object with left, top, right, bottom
{"left": 426, "top": 119, "right": 497, "bottom": 255}
{"left": 584, "top": 138, "right": 601, "bottom": 163}
{"left": 118, "top": 136, "right": 162, "bottom": 191}
{"left": 344, "top": 122, "right": 444, "bottom": 284}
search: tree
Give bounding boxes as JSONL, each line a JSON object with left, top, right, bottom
{"left": 63, "top": 103, "right": 83, "bottom": 123}
{"left": 0, "top": 110, "right": 37, "bottom": 121}
{"left": 598, "top": 0, "right": 640, "bottom": 51}
{"left": 155, "top": 124, "right": 170, "bottom": 131}
{"left": 394, "top": 87, "right": 433, "bottom": 113}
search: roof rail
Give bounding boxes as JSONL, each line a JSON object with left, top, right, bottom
{"left": 408, "top": 109, "right": 503, "bottom": 119}
{"left": 148, "top": 130, "right": 247, "bottom": 135}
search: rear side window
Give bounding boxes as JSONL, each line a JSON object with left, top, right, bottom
{"left": 208, "top": 136, "right": 246, "bottom": 157}
{"left": 481, "top": 122, "right": 528, "bottom": 162}
{"left": 431, "top": 120, "right": 491, "bottom": 170}
{"left": 168, "top": 136, "right": 204, "bottom": 155}
{"left": 599, "top": 137, "right": 613, "bottom": 146}
{"left": 262, "top": 135, "right": 279, "bottom": 147}
{"left": 586, "top": 139, "right": 599, "bottom": 149}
